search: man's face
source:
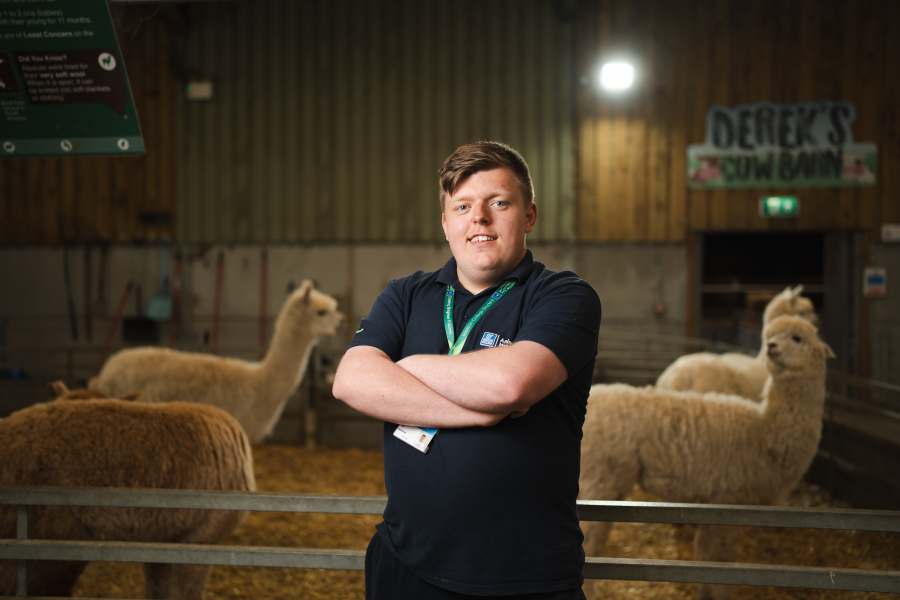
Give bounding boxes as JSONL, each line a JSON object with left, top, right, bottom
{"left": 441, "top": 168, "right": 537, "bottom": 294}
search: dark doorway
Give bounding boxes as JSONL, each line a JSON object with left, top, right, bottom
{"left": 700, "top": 232, "right": 825, "bottom": 352}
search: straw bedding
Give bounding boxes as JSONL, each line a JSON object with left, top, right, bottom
{"left": 72, "top": 445, "right": 899, "bottom": 599}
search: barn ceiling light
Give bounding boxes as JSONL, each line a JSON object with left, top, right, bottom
{"left": 599, "top": 62, "right": 635, "bottom": 91}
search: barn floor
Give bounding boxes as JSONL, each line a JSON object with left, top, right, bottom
{"left": 72, "top": 445, "right": 900, "bottom": 600}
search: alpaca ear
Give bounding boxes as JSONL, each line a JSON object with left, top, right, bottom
{"left": 297, "top": 279, "right": 313, "bottom": 302}
{"left": 791, "top": 284, "right": 804, "bottom": 297}
{"left": 822, "top": 342, "right": 836, "bottom": 359}
{"left": 50, "top": 380, "right": 69, "bottom": 397}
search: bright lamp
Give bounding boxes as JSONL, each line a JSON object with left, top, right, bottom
{"left": 599, "top": 62, "right": 635, "bottom": 91}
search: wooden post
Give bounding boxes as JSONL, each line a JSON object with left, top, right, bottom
{"left": 84, "top": 244, "right": 92, "bottom": 342}
{"left": 685, "top": 233, "right": 696, "bottom": 353}
{"left": 345, "top": 244, "right": 354, "bottom": 346}
{"left": 305, "top": 357, "right": 317, "bottom": 449}
{"left": 259, "top": 248, "right": 268, "bottom": 360}
{"left": 16, "top": 504, "right": 27, "bottom": 597}
{"left": 211, "top": 251, "right": 224, "bottom": 355}
{"left": 861, "top": 231, "right": 870, "bottom": 403}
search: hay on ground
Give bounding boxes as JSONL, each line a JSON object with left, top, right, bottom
{"left": 71, "top": 445, "right": 900, "bottom": 599}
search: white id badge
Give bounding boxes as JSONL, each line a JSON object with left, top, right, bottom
{"left": 393, "top": 425, "right": 438, "bottom": 453}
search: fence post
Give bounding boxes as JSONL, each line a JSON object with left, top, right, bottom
{"left": 16, "top": 504, "right": 27, "bottom": 597}
{"left": 305, "top": 355, "right": 317, "bottom": 449}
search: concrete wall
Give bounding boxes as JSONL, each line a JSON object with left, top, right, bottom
{"left": 0, "top": 242, "right": 687, "bottom": 351}
{"left": 573, "top": 244, "right": 687, "bottom": 336}
{"left": 0, "top": 241, "right": 686, "bottom": 446}
{"left": 4, "top": 240, "right": 894, "bottom": 445}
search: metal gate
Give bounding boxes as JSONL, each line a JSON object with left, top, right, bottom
{"left": 2, "top": 487, "right": 899, "bottom": 597}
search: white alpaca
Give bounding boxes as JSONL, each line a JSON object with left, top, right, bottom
{"left": 0, "top": 385, "right": 255, "bottom": 599}
{"left": 90, "top": 280, "right": 345, "bottom": 443}
{"left": 580, "top": 316, "right": 834, "bottom": 600}
{"left": 656, "top": 285, "right": 816, "bottom": 400}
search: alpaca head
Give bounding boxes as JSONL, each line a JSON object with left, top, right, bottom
{"left": 763, "top": 315, "right": 834, "bottom": 378}
{"left": 763, "top": 285, "right": 817, "bottom": 327}
{"left": 278, "top": 280, "right": 346, "bottom": 338}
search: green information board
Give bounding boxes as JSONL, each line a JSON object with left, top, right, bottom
{"left": 0, "top": 0, "right": 144, "bottom": 157}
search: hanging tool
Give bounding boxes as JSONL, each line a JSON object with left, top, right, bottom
{"left": 147, "top": 238, "right": 173, "bottom": 321}
{"left": 63, "top": 243, "right": 79, "bottom": 342}
{"left": 122, "top": 282, "right": 159, "bottom": 344}
{"left": 95, "top": 281, "right": 133, "bottom": 374}
{"left": 259, "top": 247, "right": 268, "bottom": 359}
{"left": 84, "top": 244, "right": 92, "bottom": 342}
{"left": 211, "top": 251, "right": 224, "bottom": 354}
{"left": 122, "top": 239, "right": 158, "bottom": 344}
{"left": 169, "top": 249, "right": 182, "bottom": 348}
{"left": 94, "top": 240, "right": 110, "bottom": 318}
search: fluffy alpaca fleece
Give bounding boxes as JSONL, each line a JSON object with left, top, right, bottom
{"left": 655, "top": 285, "right": 817, "bottom": 401}
{"left": 580, "top": 316, "right": 834, "bottom": 600}
{"left": 0, "top": 390, "right": 255, "bottom": 599}
{"left": 90, "top": 280, "right": 345, "bottom": 443}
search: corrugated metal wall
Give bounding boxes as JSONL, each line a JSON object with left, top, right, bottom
{"left": 178, "top": 0, "right": 576, "bottom": 244}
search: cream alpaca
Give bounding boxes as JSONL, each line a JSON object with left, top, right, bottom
{"left": 579, "top": 316, "right": 834, "bottom": 600}
{"left": 0, "top": 386, "right": 255, "bottom": 599}
{"left": 91, "top": 280, "right": 345, "bottom": 443}
{"left": 656, "top": 285, "right": 816, "bottom": 400}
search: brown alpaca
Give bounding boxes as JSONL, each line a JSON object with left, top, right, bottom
{"left": 0, "top": 391, "right": 255, "bottom": 599}
{"left": 656, "top": 285, "right": 817, "bottom": 401}
{"left": 580, "top": 316, "right": 834, "bottom": 600}
{"left": 90, "top": 280, "right": 345, "bottom": 443}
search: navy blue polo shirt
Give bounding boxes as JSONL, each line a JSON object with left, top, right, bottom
{"left": 347, "top": 250, "right": 601, "bottom": 595}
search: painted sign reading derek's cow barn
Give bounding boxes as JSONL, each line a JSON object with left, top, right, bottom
{"left": 687, "top": 101, "right": 876, "bottom": 189}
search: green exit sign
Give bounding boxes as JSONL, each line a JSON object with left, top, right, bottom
{"left": 759, "top": 196, "right": 800, "bottom": 218}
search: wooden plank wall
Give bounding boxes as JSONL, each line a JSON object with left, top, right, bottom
{"left": 7, "top": 1, "right": 895, "bottom": 247}
{"left": 576, "top": 0, "right": 900, "bottom": 242}
{"left": 177, "top": 0, "right": 576, "bottom": 244}
{"left": 0, "top": 6, "right": 178, "bottom": 245}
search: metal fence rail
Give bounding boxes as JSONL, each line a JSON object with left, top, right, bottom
{"left": 2, "top": 487, "right": 899, "bottom": 597}
{"left": 594, "top": 328, "right": 754, "bottom": 386}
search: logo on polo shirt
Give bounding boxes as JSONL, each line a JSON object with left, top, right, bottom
{"left": 480, "top": 332, "right": 498, "bottom": 347}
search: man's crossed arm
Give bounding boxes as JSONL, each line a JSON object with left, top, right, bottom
{"left": 332, "top": 342, "right": 567, "bottom": 429}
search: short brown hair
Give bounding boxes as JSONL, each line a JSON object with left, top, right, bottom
{"left": 438, "top": 142, "right": 534, "bottom": 211}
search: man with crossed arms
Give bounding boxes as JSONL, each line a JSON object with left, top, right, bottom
{"left": 333, "top": 142, "right": 601, "bottom": 599}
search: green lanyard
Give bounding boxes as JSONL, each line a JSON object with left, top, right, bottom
{"left": 444, "top": 279, "right": 516, "bottom": 355}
